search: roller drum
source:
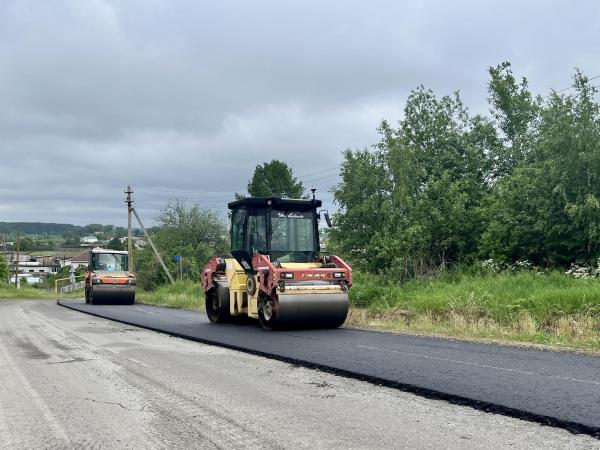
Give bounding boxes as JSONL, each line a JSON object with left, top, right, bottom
{"left": 274, "top": 290, "right": 349, "bottom": 329}
{"left": 90, "top": 285, "right": 136, "bottom": 305}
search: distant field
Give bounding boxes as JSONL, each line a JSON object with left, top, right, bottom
{"left": 24, "top": 250, "right": 83, "bottom": 257}
{"left": 2, "top": 249, "right": 85, "bottom": 258}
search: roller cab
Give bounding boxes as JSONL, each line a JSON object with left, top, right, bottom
{"left": 85, "top": 248, "right": 136, "bottom": 305}
{"left": 202, "top": 197, "right": 351, "bottom": 330}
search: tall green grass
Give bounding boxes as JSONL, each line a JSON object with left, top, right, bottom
{"left": 349, "top": 271, "right": 600, "bottom": 350}
{"left": 136, "top": 279, "right": 204, "bottom": 310}
{"left": 350, "top": 271, "right": 600, "bottom": 325}
{"left": 0, "top": 283, "right": 79, "bottom": 300}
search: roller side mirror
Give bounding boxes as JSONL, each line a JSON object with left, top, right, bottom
{"left": 324, "top": 211, "right": 332, "bottom": 228}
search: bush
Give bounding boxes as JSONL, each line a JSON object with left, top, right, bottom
{"left": 565, "top": 259, "right": 600, "bottom": 279}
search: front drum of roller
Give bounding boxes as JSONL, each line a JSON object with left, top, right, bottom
{"left": 274, "top": 291, "right": 349, "bottom": 329}
{"left": 90, "top": 285, "right": 136, "bottom": 305}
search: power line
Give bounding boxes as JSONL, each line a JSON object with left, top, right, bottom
{"left": 140, "top": 187, "right": 246, "bottom": 195}
{"left": 306, "top": 182, "right": 338, "bottom": 191}
{"left": 136, "top": 192, "right": 238, "bottom": 201}
{"left": 296, "top": 166, "right": 339, "bottom": 178}
{"left": 554, "top": 74, "right": 600, "bottom": 94}
{"left": 129, "top": 164, "right": 342, "bottom": 208}
{"left": 302, "top": 173, "right": 340, "bottom": 184}
{"left": 135, "top": 175, "right": 340, "bottom": 201}
{"left": 138, "top": 182, "right": 338, "bottom": 199}
{"left": 140, "top": 168, "right": 340, "bottom": 197}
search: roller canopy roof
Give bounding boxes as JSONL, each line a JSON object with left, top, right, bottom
{"left": 227, "top": 197, "right": 322, "bottom": 209}
{"left": 90, "top": 247, "right": 129, "bottom": 255}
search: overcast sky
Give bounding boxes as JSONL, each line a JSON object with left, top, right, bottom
{"left": 1, "top": 0, "right": 599, "bottom": 226}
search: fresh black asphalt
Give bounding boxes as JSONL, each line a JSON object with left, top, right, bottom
{"left": 58, "top": 300, "right": 600, "bottom": 436}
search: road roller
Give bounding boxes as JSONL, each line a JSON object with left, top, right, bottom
{"left": 84, "top": 248, "right": 136, "bottom": 305}
{"left": 201, "top": 196, "right": 352, "bottom": 330}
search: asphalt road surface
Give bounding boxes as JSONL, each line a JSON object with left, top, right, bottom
{"left": 0, "top": 301, "right": 596, "bottom": 449}
{"left": 57, "top": 300, "right": 600, "bottom": 438}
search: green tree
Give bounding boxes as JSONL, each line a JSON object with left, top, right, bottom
{"left": 481, "top": 70, "right": 600, "bottom": 265}
{"left": 332, "top": 87, "right": 494, "bottom": 277}
{"left": 42, "top": 265, "right": 72, "bottom": 289}
{"left": 18, "top": 236, "right": 35, "bottom": 251}
{"left": 63, "top": 233, "right": 80, "bottom": 245}
{"left": 487, "top": 61, "right": 538, "bottom": 178}
{"left": 107, "top": 237, "right": 126, "bottom": 251}
{"left": 83, "top": 224, "right": 104, "bottom": 234}
{"left": 332, "top": 63, "right": 600, "bottom": 274}
{"left": 245, "top": 160, "right": 304, "bottom": 198}
{"left": 114, "top": 226, "right": 128, "bottom": 238}
{"left": 329, "top": 144, "right": 392, "bottom": 272}
{"left": 488, "top": 62, "right": 537, "bottom": 143}
{"left": 135, "top": 199, "right": 229, "bottom": 289}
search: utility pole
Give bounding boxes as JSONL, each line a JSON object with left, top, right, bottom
{"left": 125, "top": 192, "right": 175, "bottom": 284}
{"left": 1, "top": 233, "right": 6, "bottom": 283}
{"left": 9, "top": 234, "right": 14, "bottom": 284}
{"left": 130, "top": 201, "right": 175, "bottom": 285}
{"left": 14, "top": 232, "right": 20, "bottom": 289}
{"left": 123, "top": 185, "right": 174, "bottom": 284}
{"left": 125, "top": 185, "right": 134, "bottom": 273}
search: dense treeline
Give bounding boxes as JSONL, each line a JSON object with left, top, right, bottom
{"left": 0, "top": 222, "right": 83, "bottom": 236}
{"left": 0, "top": 222, "right": 128, "bottom": 238}
{"left": 330, "top": 62, "right": 600, "bottom": 278}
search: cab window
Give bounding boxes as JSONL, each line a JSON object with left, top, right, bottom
{"left": 231, "top": 209, "right": 246, "bottom": 252}
{"left": 247, "top": 210, "right": 267, "bottom": 253}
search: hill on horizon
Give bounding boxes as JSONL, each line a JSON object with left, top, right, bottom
{"left": 0, "top": 222, "right": 112, "bottom": 236}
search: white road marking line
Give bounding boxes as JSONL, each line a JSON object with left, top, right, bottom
{"left": 356, "top": 345, "right": 600, "bottom": 386}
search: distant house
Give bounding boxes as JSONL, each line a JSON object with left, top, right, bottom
{"left": 17, "top": 261, "right": 57, "bottom": 275}
{"left": 66, "top": 249, "right": 91, "bottom": 269}
{"left": 81, "top": 235, "right": 99, "bottom": 244}
{"left": 33, "top": 255, "right": 61, "bottom": 268}
{"left": 5, "top": 254, "right": 61, "bottom": 283}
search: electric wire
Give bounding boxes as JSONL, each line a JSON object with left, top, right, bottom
{"left": 134, "top": 168, "right": 341, "bottom": 202}
{"left": 554, "top": 75, "right": 600, "bottom": 94}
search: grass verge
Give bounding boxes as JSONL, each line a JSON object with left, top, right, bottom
{"left": 135, "top": 272, "right": 600, "bottom": 352}
{"left": 136, "top": 279, "right": 204, "bottom": 310}
{"left": 348, "top": 271, "right": 600, "bottom": 352}
{"left": 0, "top": 283, "right": 81, "bottom": 300}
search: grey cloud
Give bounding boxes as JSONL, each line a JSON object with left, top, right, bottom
{"left": 1, "top": 0, "right": 599, "bottom": 224}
